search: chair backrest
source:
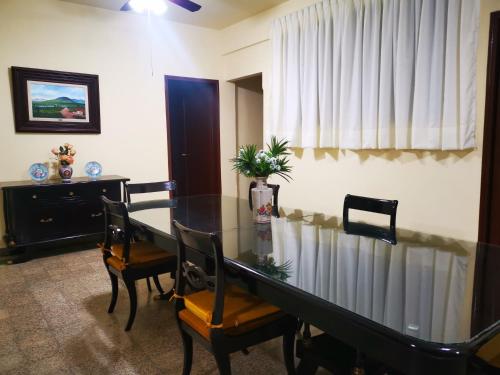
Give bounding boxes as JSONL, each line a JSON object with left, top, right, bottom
{"left": 343, "top": 194, "right": 398, "bottom": 238}
{"left": 102, "top": 196, "right": 133, "bottom": 262}
{"left": 248, "top": 181, "right": 280, "bottom": 216}
{"left": 125, "top": 180, "right": 176, "bottom": 203}
{"left": 172, "top": 220, "right": 225, "bottom": 327}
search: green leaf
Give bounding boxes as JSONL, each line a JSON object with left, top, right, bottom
{"left": 231, "top": 136, "right": 293, "bottom": 181}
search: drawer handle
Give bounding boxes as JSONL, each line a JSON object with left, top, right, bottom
{"left": 32, "top": 195, "right": 37, "bottom": 199}
{"left": 102, "top": 188, "right": 107, "bottom": 193}
{"left": 91, "top": 212, "right": 103, "bottom": 218}
{"left": 69, "top": 191, "right": 74, "bottom": 196}
{"left": 40, "top": 218, "right": 53, "bottom": 223}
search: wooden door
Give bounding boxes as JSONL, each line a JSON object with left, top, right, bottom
{"left": 475, "top": 12, "right": 500, "bottom": 340}
{"left": 480, "top": 12, "right": 500, "bottom": 245}
{"left": 165, "top": 76, "right": 221, "bottom": 197}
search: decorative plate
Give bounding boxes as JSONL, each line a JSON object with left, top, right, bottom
{"left": 28, "top": 163, "right": 49, "bottom": 182}
{"left": 85, "top": 161, "right": 102, "bottom": 178}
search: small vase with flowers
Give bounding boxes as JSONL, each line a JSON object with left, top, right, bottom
{"left": 51, "top": 143, "right": 76, "bottom": 183}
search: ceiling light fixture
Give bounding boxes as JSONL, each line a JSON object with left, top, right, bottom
{"left": 128, "top": 0, "right": 168, "bottom": 15}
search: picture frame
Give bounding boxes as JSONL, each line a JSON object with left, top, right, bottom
{"left": 11, "top": 66, "right": 101, "bottom": 134}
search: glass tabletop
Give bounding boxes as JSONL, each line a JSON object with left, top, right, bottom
{"left": 128, "top": 195, "right": 500, "bottom": 347}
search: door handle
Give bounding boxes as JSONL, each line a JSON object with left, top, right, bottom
{"left": 91, "top": 212, "right": 103, "bottom": 218}
{"left": 180, "top": 153, "right": 189, "bottom": 157}
{"left": 40, "top": 218, "right": 53, "bottom": 223}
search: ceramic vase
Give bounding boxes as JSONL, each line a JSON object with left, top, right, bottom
{"left": 59, "top": 164, "right": 73, "bottom": 183}
{"left": 251, "top": 177, "right": 273, "bottom": 223}
{"left": 255, "top": 223, "right": 273, "bottom": 257}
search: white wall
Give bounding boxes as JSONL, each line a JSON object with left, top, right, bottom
{"left": 0, "top": 0, "right": 229, "bottom": 246}
{"left": 219, "top": 0, "right": 500, "bottom": 241}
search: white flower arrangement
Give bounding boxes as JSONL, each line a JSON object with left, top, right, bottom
{"left": 232, "top": 136, "right": 292, "bottom": 180}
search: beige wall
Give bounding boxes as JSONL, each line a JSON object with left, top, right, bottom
{"left": 1, "top": 0, "right": 498, "bottom": 246}
{"left": 0, "top": 0, "right": 232, "bottom": 247}
{"left": 235, "top": 75, "right": 264, "bottom": 200}
{"left": 219, "top": 0, "right": 500, "bottom": 241}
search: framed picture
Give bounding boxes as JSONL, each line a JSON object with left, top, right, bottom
{"left": 11, "top": 67, "right": 100, "bottom": 133}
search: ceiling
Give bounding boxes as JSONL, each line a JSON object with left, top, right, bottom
{"left": 61, "top": 0, "right": 289, "bottom": 29}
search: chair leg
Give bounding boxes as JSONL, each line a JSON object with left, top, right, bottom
{"left": 180, "top": 330, "right": 193, "bottom": 375}
{"left": 153, "top": 275, "right": 165, "bottom": 295}
{"left": 283, "top": 331, "right": 297, "bottom": 375}
{"left": 107, "top": 270, "right": 119, "bottom": 314}
{"left": 124, "top": 278, "right": 137, "bottom": 331}
{"left": 213, "top": 351, "right": 232, "bottom": 375}
{"left": 146, "top": 277, "right": 152, "bottom": 292}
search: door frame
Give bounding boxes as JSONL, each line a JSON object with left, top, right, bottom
{"left": 479, "top": 12, "right": 500, "bottom": 242}
{"left": 164, "top": 75, "right": 222, "bottom": 194}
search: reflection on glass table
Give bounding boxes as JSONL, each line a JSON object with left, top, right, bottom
{"left": 233, "top": 217, "right": 474, "bottom": 345}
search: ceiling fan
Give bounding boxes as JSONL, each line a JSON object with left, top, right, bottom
{"left": 120, "top": 0, "right": 201, "bottom": 14}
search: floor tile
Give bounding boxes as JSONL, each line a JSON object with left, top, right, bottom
{"left": 0, "top": 248, "right": 312, "bottom": 374}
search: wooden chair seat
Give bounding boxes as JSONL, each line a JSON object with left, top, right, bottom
{"left": 105, "top": 242, "right": 175, "bottom": 271}
{"left": 179, "top": 284, "right": 282, "bottom": 339}
{"left": 179, "top": 308, "right": 284, "bottom": 340}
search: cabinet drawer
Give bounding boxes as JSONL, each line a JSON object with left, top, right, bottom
{"left": 17, "top": 185, "right": 86, "bottom": 203}
{"left": 84, "top": 182, "right": 121, "bottom": 201}
{"left": 16, "top": 183, "right": 120, "bottom": 205}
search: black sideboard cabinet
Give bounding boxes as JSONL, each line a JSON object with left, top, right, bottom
{"left": 0, "top": 175, "right": 129, "bottom": 254}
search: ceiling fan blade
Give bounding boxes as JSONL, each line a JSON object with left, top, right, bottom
{"left": 120, "top": 1, "right": 132, "bottom": 11}
{"left": 120, "top": 0, "right": 201, "bottom": 13}
{"left": 168, "top": 0, "right": 201, "bottom": 12}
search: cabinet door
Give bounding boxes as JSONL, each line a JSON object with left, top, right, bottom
{"left": 71, "top": 202, "right": 105, "bottom": 235}
{"left": 10, "top": 188, "right": 63, "bottom": 244}
{"left": 22, "top": 201, "right": 67, "bottom": 243}
{"left": 65, "top": 182, "right": 121, "bottom": 236}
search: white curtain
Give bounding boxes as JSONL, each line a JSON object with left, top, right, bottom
{"left": 270, "top": 217, "right": 470, "bottom": 342}
{"left": 270, "top": 0, "right": 479, "bottom": 150}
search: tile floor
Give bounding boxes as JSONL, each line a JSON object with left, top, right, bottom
{"left": 0, "top": 248, "right": 300, "bottom": 374}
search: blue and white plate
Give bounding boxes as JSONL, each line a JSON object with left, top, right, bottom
{"left": 29, "top": 163, "right": 49, "bottom": 182}
{"left": 85, "top": 161, "right": 102, "bottom": 178}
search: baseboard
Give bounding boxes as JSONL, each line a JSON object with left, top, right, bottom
{"left": 0, "top": 246, "right": 25, "bottom": 264}
{"left": 0, "top": 239, "right": 99, "bottom": 264}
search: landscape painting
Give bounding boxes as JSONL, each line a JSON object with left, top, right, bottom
{"left": 11, "top": 67, "right": 100, "bottom": 133}
{"left": 28, "top": 81, "right": 89, "bottom": 122}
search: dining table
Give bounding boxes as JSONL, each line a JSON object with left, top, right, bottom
{"left": 128, "top": 194, "right": 500, "bottom": 375}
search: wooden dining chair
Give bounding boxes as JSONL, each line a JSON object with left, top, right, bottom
{"left": 297, "top": 194, "right": 399, "bottom": 374}
{"left": 124, "top": 180, "right": 176, "bottom": 204}
{"left": 343, "top": 194, "right": 398, "bottom": 244}
{"left": 124, "top": 180, "right": 176, "bottom": 292}
{"left": 99, "top": 196, "right": 176, "bottom": 331}
{"left": 172, "top": 220, "right": 297, "bottom": 375}
{"left": 248, "top": 181, "right": 280, "bottom": 217}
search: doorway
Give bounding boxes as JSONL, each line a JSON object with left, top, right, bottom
{"left": 165, "top": 76, "right": 221, "bottom": 197}
{"left": 234, "top": 74, "right": 264, "bottom": 200}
